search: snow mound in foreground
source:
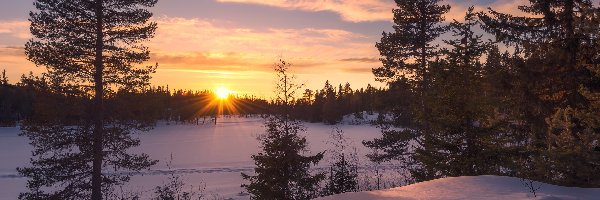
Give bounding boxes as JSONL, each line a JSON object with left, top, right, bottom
{"left": 315, "top": 175, "right": 600, "bottom": 200}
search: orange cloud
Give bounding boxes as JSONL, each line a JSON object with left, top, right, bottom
{"left": 0, "top": 46, "right": 43, "bottom": 83}
{"left": 445, "top": 0, "right": 536, "bottom": 21}
{"left": 151, "top": 51, "right": 269, "bottom": 70}
{"left": 149, "top": 16, "right": 379, "bottom": 71}
{"left": 144, "top": 17, "right": 384, "bottom": 94}
{"left": 0, "top": 46, "right": 25, "bottom": 57}
{"left": 487, "top": 0, "right": 539, "bottom": 17}
{"left": 216, "top": 0, "right": 394, "bottom": 22}
{"left": 339, "top": 57, "right": 379, "bottom": 63}
{"left": 150, "top": 17, "right": 369, "bottom": 54}
{"left": 0, "top": 20, "right": 30, "bottom": 39}
{"left": 0, "top": 17, "right": 385, "bottom": 95}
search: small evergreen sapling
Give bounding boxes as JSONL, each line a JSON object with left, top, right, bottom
{"left": 323, "top": 127, "right": 359, "bottom": 195}
{"left": 242, "top": 60, "right": 324, "bottom": 200}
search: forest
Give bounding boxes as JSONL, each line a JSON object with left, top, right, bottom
{"left": 0, "top": 71, "right": 387, "bottom": 126}
{"left": 1, "top": 0, "right": 599, "bottom": 200}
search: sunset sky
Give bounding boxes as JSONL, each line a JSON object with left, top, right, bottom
{"left": 1, "top": 0, "right": 528, "bottom": 97}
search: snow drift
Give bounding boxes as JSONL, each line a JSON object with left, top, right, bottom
{"left": 316, "top": 175, "right": 600, "bottom": 200}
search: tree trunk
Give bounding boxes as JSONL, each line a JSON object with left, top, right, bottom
{"left": 92, "top": 0, "right": 105, "bottom": 199}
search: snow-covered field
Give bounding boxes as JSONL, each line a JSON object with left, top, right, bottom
{"left": 317, "top": 175, "right": 600, "bottom": 200}
{"left": 5, "top": 116, "right": 597, "bottom": 200}
{"left": 0, "top": 116, "right": 382, "bottom": 199}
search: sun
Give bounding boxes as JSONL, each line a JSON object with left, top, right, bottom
{"left": 215, "top": 87, "right": 230, "bottom": 100}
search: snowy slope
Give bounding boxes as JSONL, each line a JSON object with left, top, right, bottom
{"left": 316, "top": 175, "right": 600, "bottom": 200}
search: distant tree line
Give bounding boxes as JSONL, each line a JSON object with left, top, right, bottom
{"left": 0, "top": 73, "right": 269, "bottom": 127}
{"left": 0, "top": 70, "right": 33, "bottom": 126}
{"left": 285, "top": 81, "right": 388, "bottom": 124}
{"left": 1, "top": 70, "right": 392, "bottom": 127}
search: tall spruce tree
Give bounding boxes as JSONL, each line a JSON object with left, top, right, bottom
{"left": 364, "top": 0, "right": 450, "bottom": 182}
{"left": 412, "top": 7, "right": 511, "bottom": 179}
{"left": 19, "top": 0, "right": 158, "bottom": 199}
{"left": 242, "top": 60, "right": 324, "bottom": 200}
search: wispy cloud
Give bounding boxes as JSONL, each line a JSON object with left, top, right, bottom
{"left": 216, "top": 0, "right": 394, "bottom": 22}
{"left": 0, "top": 46, "right": 24, "bottom": 57}
{"left": 151, "top": 51, "right": 269, "bottom": 71}
{"left": 339, "top": 57, "right": 379, "bottom": 63}
{"left": 0, "top": 20, "right": 30, "bottom": 39}
{"left": 215, "top": 0, "right": 533, "bottom": 23}
{"left": 143, "top": 16, "right": 384, "bottom": 92}
{"left": 445, "top": 0, "right": 539, "bottom": 21}
{"left": 149, "top": 17, "right": 379, "bottom": 73}
{"left": 0, "top": 46, "right": 29, "bottom": 68}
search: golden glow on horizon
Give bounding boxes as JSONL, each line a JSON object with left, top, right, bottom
{"left": 0, "top": 14, "right": 386, "bottom": 95}
{"left": 215, "top": 87, "right": 231, "bottom": 100}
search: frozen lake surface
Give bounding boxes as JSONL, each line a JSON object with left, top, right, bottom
{"left": 0, "top": 116, "right": 382, "bottom": 199}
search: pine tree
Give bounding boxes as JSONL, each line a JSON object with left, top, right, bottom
{"left": 479, "top": 0, "right": 599, "bottom": 146}
{"left": 311, "top": 90, "right": 324, "bottom": 122}
{"left": 340, "top": 83, "right": 354, "bottom": 116}
{"left": 0, "top": 70, "right": 18, "bottom": 126}
{"left": 546, "top": 90, "right": 600, "bottom": 186}
{"left": 1, "top": 69, "right": 8, "bottom": 85}
{"left": 545, "top": 45, "right": 600, "bottom": 187}
{"left": 374, "top": 0, "right": 450, "bottom": 88}
{"left": 301, "top": 89, "right": 314, "bottom": 105}
{"left": 242, "top": 60, "right": 324, "bottom": 200}
{"left": 323, "top": 127, "right": 359, "bottom": 195}
{"left": 480, "top": 0, "right": 600, "bottom": 186}
{"left": 322, "top": 80, "right": 341, "bottom": 124}
{"left": 364, "top": 0, "right": 450, "bottom": 181}
{"left": 18, "top": 0, "right": 158, "bottom": 199}
{"left": 412, "top": 7, "right": 509, "bottom": 179}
